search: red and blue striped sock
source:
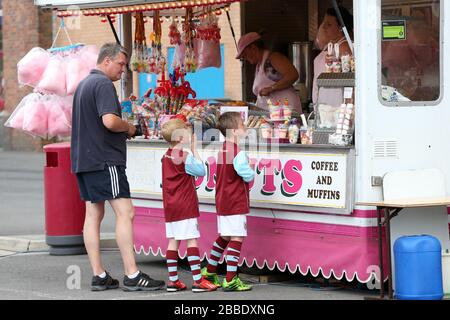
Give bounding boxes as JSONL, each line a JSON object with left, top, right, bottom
{"left": 225, "top": 241, "right": 242, "bottom": 282}
{"left": 166, "top": 250, "right": 179, "bottom": 282}
{"left": 207, "top": 236, "right": 230, "bottom": 274}
{"left": 187, "top": 247, "right": 202, "bottom": 284}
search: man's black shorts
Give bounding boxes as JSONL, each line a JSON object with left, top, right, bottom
{"left": 76, "top": 165, "right": 131, "bottom": 203}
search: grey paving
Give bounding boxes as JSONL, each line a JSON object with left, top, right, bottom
{"left": 0, "top": 250, "right": 374, "bottom": 300}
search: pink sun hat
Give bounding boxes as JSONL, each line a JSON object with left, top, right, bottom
{"left": 235, "top": 32, "right": 262, "bottom": 59}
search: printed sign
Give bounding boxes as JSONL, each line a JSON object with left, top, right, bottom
{"left": 127, "top": 146, "right": 348, "bottom": 209}
{"left": 382, "top": 20, "right": 406, "bottom": 41}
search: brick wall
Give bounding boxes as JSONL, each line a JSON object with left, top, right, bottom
{"left": 220, "top": 2, "right": 242, "bottom": 100}
{"left": 3, "top": 0, "right": 52, "bottom": 151}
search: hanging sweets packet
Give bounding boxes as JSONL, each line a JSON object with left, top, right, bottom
{"left": 183, "top": 8, "right": 197, "bottom": 73}
{"left": 169, "top": 19, "right": 182, "bottom": 45}
{"left": 79, "top": 45, "right": 99, "bottom": 71}
{"left": 170, "top": 19, "right": 186, "bottom": 70}
{"left": 4, "top": 93, "right": 37, "bottom": 131}
{"left": 37, "top": 54, "right": 67, "bottom": 97}
{"left": 195, "top": 11, "right": 221, "bottom": 70}
{"left": 46, "top": 96, "right": 71, "bottom": 138}
{"left": 59, "top": 95, "right": 74, "bottom": 126}
{"left": 66, "top": 50, "right": 90, "bottom": 96}
{"left": 22, "top": 94, "right": 49, "bottom": 139}
{"left": 17, "top": 48, "right": 51, "bottom": 88}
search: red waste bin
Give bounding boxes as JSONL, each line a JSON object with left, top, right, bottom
{"left": 44, "top": 142, "right": 86, "bottom": 255}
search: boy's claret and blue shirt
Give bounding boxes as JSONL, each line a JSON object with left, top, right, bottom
{"left": 161, "top": 149, "right": 206, "bottom": 223}
{"left": 216, "top": 141, "right": 255, "bottom": 215}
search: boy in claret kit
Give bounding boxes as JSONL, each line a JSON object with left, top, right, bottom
{"left": 201, "top": 112, "right": 255, "bottom": 291}
{"left": 161, "top": 118, "right": 217, "bottom": 293}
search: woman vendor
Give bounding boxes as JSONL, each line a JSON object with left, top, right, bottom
{"left": 313, "top": 6, "right": 353, "bottom": 107}
{"left": 236, "top": 32, "right": 302, "bottom": 113}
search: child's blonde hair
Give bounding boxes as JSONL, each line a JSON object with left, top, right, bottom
{"left": 161, "top": 119, "right": 188, "bottom": 145}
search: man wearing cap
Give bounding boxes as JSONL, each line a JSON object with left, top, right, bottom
{"left": 236, "top": 32, "right": 301, "bottom": 113}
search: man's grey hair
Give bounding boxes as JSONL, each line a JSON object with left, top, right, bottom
{"left": 97, "top": 43, "right": 128, "bottom": 64}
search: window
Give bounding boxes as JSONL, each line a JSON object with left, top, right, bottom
{"left": 379, "top": 0, "right": 441, "bottom": 105}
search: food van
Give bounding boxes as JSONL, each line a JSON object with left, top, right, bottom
{"left": 35, "top": 0, "right": 450, "bottom": 285}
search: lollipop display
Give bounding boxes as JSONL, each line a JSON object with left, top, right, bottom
{"left": 130, "top": 12, "right": 149, "bottom": 73}
{"left": 183, "top": 8, "right": 197, "bottom": 73}
{"left": 148, "top": 10, "right": 166, "bottom": 75}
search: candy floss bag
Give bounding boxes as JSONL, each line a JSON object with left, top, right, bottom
{"left": 17, "top": 47, "right": 51, "bottom": 88}
{"left": 195, "top": 13, "right": 221, "bottom": 70}
{"left": 37, "top": 54, "right": 67, "bottom": 97}
{"left": 195, "top": 39, "right": 221, "bottom": 69}
{"left": 46, "top": 96, "right": 71, "bottom": 138}
{"left": 79, "top": 45, "right": 100, "bottom": 71}
{"left": 59, "top": 95, "right": 74, "bottom": 127}
{"left": 22, "top": 93, "right": 49, "bottom": 139}
{"left": 4, "top": 93, "right": 36, "bottom": 131}
{"left": 66, "top": 50, "right": 89, "bottom": 96}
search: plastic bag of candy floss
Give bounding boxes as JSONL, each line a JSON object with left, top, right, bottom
{"left": 47, "top": 96, "right": 71, "bottom": 138}
{"left": 22, "top": 94, "right": 49, "bottom": 138}
{"left": 194, "top": 38, "right": 221, "bottom": 70}
{"left": 4, "top": 93, "right": 37, "bottom": 131}
{"left": 79, "top": 45, "right": 100, "bottom": 71}
{"left": 172, "top": 43, "right": 186, "bottom": 70}
{"left": 59, "top": 95, "right": 74, "bottom": 127}
{"left": 66, "top": 53, "right": 90, "bottom": 96}
{"left": 37, "top": 55, "right": 67, "bottom": 97}
{"left": 17, "top": 47, "right": 51, "bottom": 88}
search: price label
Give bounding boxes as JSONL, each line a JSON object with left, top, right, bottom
{"left": 344, "top": 87, "right": 353, "bottom": 99}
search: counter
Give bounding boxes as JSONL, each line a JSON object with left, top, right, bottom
{"left": 127, "top": 139, "right": 355, "bottom": 215}
{"left": 127, "top": 139, "right": 384, "bottom": 283}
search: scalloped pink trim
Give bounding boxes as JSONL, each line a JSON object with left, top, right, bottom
{"left": 134, "top": 206, "right": 390, "bottom": 283}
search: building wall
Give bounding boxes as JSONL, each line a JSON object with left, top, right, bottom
{"left": 219, "top": 2, "right": 242, "bottom": 100}
{"left": 3, "top": 0, "right": 52, "bottom": 151}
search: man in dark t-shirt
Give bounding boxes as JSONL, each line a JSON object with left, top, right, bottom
{"left": 71, "top": 43, "right": 164, "bottom": 292}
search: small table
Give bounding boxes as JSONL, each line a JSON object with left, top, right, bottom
{"left": 357, "top": 198, "right": 450, "bottom": 300}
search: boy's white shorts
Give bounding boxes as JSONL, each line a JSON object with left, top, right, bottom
{"left": 165, "top": 218, "right": 200, "bottom": 240}
{"left": 217, "top": 214, "right": 248, "bottom": 237}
